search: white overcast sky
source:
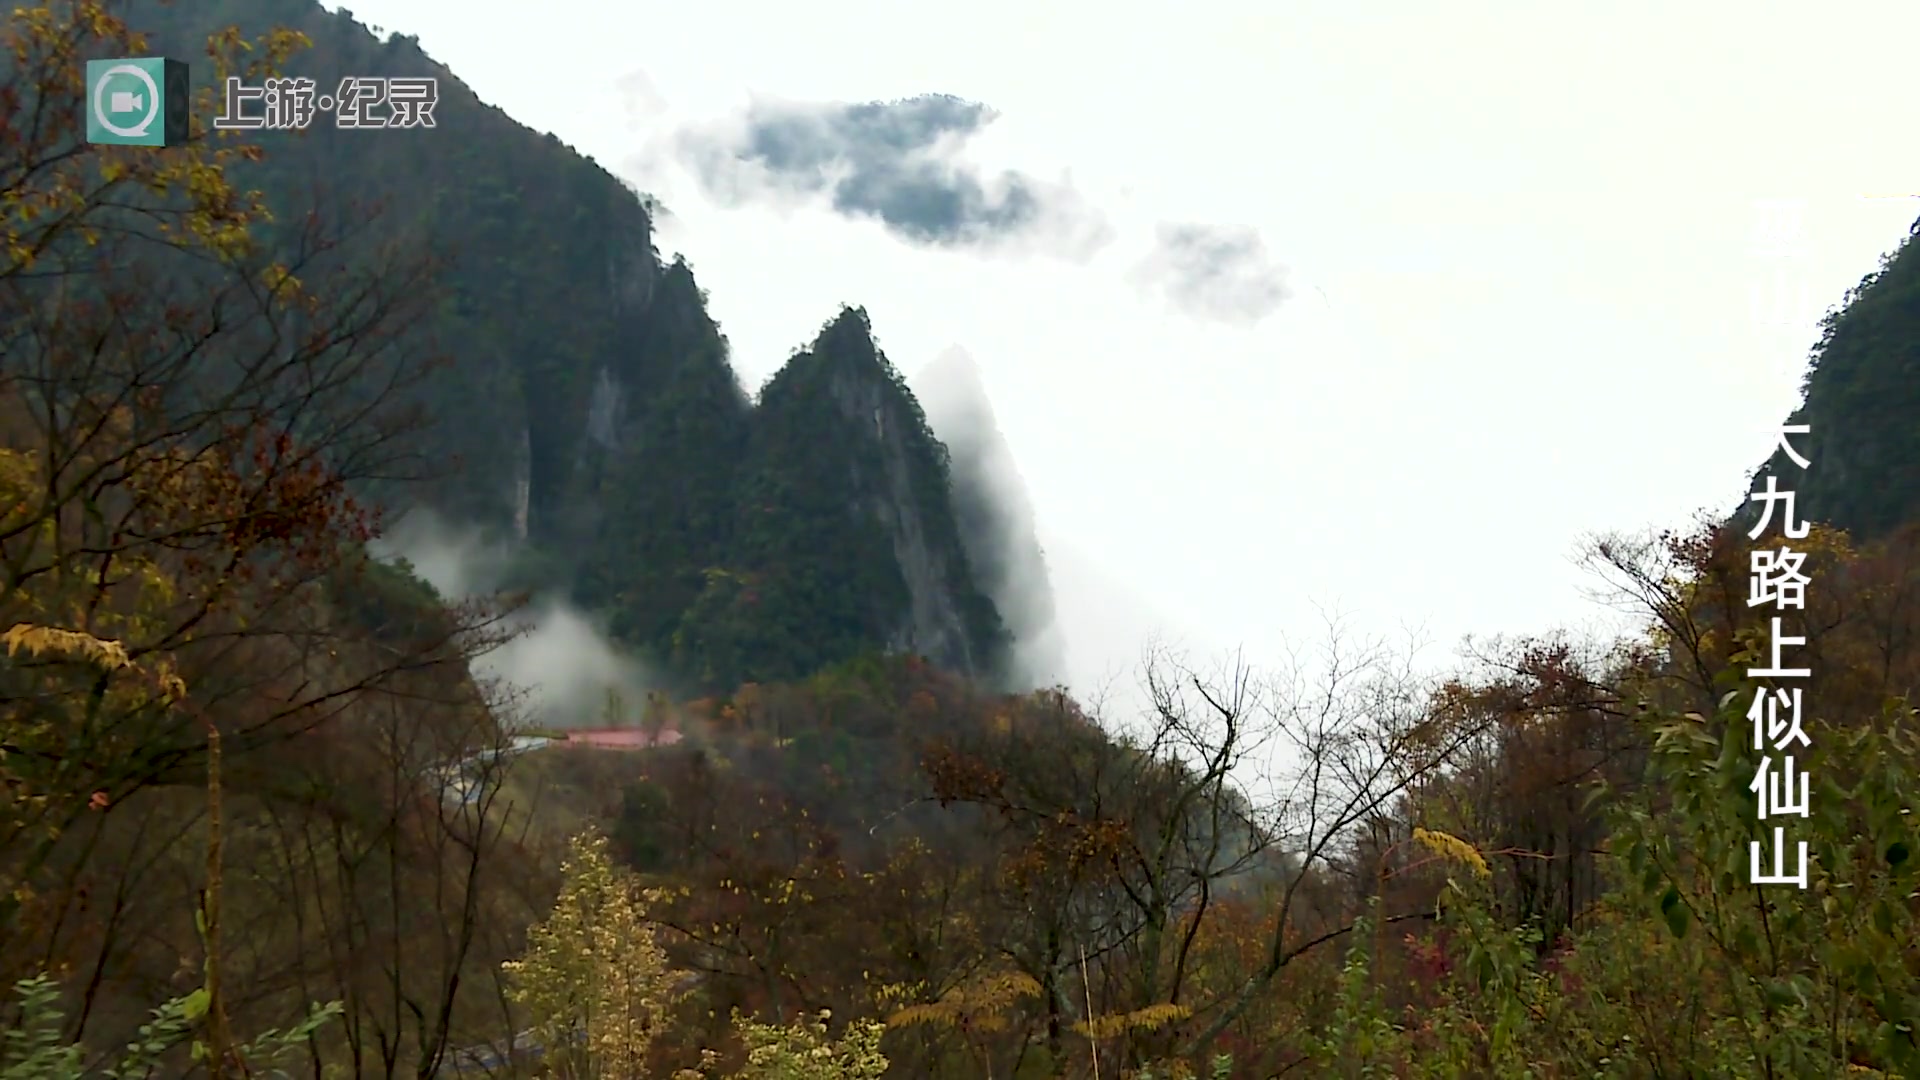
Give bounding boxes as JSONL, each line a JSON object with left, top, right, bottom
{"left": 326, "top": 1, "right": 1920, "bottom": 702}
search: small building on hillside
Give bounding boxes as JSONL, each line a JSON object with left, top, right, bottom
{"left": 560, "top": 727, "right": 682, "bottom": 750}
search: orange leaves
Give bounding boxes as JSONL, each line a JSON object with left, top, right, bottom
{"left": 223, "top": 432, "right": 354, "bottom": 555}
{"left": 1064, "top": 815, "right": 1131, "bottom": 873}
{"left": 1000, "top": 811, "right": 1129, "bottom": 893}
{"left": 921, "top": 742, "right": 1005, "bottom": 807}
{"left": 128, "top": 423, "right": 364, "bottom": 568}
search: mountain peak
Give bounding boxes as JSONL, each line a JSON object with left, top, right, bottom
{"left": 1744, "top": 215, "right": 1920, "bottom": 542}
{"left": 828, "top": 304, "right": 873, "bottom": 333}
{"left": 126, "top": 0, "right": 1043, "bottom": 698}
{"left": 807, "top": 305, "right": 880, "bottom": 370}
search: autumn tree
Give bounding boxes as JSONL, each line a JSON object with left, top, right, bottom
{"left": 917, "top": 628, "right": 1486, "bottom": 1073}
{"left": 232, "top": 664, "right": 540, "bottom": 1078}
{"left": 1336, "top": 518, "right": 1920, "bottom": 1077}
{"left": 1579, "top": 520, "right": 1920, "bottom": 1075}
{"left": 0, "top": 1, "right": 527, "bottom": 1065}
{"left": 1378, "top": 630, "right": 1649, "bottom": 948}
{"left": 504, "top": 828, "right": 688, "bottom": 1079}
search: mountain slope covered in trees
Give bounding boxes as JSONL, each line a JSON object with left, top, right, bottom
{"left": 2, "top": 3, "right": 1918, "bottom": 1078}
{"left": 122, "top": 0, "right": 1038, "bottom": 696}
{"left": 1749, "top": 217, "right": 1920, "bottom": 537}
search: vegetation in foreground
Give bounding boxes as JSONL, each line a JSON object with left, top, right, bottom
{"left": 1, "top": 2, "right": 1917, "bottom": 1077}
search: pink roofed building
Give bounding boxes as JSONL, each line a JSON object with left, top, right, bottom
{"left": 559, "top": 727, "right": 682, "bottom": 750}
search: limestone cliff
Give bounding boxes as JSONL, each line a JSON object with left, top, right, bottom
{"left": 124, "top": 0, "right": 1034, "bottom": 692}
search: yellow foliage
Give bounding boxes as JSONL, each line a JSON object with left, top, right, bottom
{"left": 1073, "top": 1002, "right": 1193, "bottom": 1041}
{"left": 503, "top": 830, "right": 688, "bottom": 1079}
{"left": 2, "top": 624, "right": 132, "bottom": 670}
{"left": 887, "top": 968, "right": 1041, "bottom": 1033}
{"left": 0, "top": 623, "right": 189, "bottom": 714}
{"left": 2, "top": 3, "right": 292, "bottom": 277}
{"left": 679, "top": 1009, "right": 889, "bottom": 1080}
{"left": 1413, "top": 826, "right": 1491, "bottom": 880}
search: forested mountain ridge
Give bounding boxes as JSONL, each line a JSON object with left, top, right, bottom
{"left": 121, "top": 0, "right": 1028, "bottom": 693}
{"left": 1748, "top": 216, "right": 1920, "bottom": 537}
{"left": 5, "top": 3, "right": 1919, "bottom": 1078}
{"left": 678, "top": 308, "right": 1009, "bottom": 689}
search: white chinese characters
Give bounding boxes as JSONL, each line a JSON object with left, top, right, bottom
{"left": 1746, "top": 423, "right": 1814, "bottom": 889}
{"left": 213, "top": 76, "right": 437, "bottom": 131}
{"left": 1747, "top": 687, "right": 1810, "bottom": 752}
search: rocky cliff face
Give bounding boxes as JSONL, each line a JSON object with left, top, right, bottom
{"left": 714, "top": 309, "right": 1009, "bottom": 687}
{"left": 127, "top": 0, "right": 1039, "bottom": 691}
{"left": 820, "top": 321, "right": 994, "bottom": 675}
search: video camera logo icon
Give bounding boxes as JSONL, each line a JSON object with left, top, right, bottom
{"left": 85, "top": 57, "right": 188, "bottom": 147}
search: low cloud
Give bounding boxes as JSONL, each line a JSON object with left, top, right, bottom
{"left": 673, "top": 93, "right": 1110, "bottom": 258}
{"left": 371, "top": 510, "right": 655, "bottom": 729}
{"left": 914, "top": 348, "right": 1068, "bottom": 691}
{"left": 1131, "top": 223, "right": 1292, "bottom": 325}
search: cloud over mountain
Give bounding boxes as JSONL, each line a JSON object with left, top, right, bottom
{"left": 673, "top": 93, "right": 1111, "bottom": 258}
{"left": 914, "top": 347, "right": 1067, "bottom": 691}
{"left": 1132, "top": 223, "right": 1292, "bottom": 325}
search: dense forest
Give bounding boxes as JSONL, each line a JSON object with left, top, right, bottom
{"left": 1, "top": 2, "right": 1917, "bottom": 1078}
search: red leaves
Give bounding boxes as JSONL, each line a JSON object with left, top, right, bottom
{"left": 212, "top": 425, "right": 367, "bottom": 562}
{"left": 1403, "top": 931, "right": 1451, "bottom": 981}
